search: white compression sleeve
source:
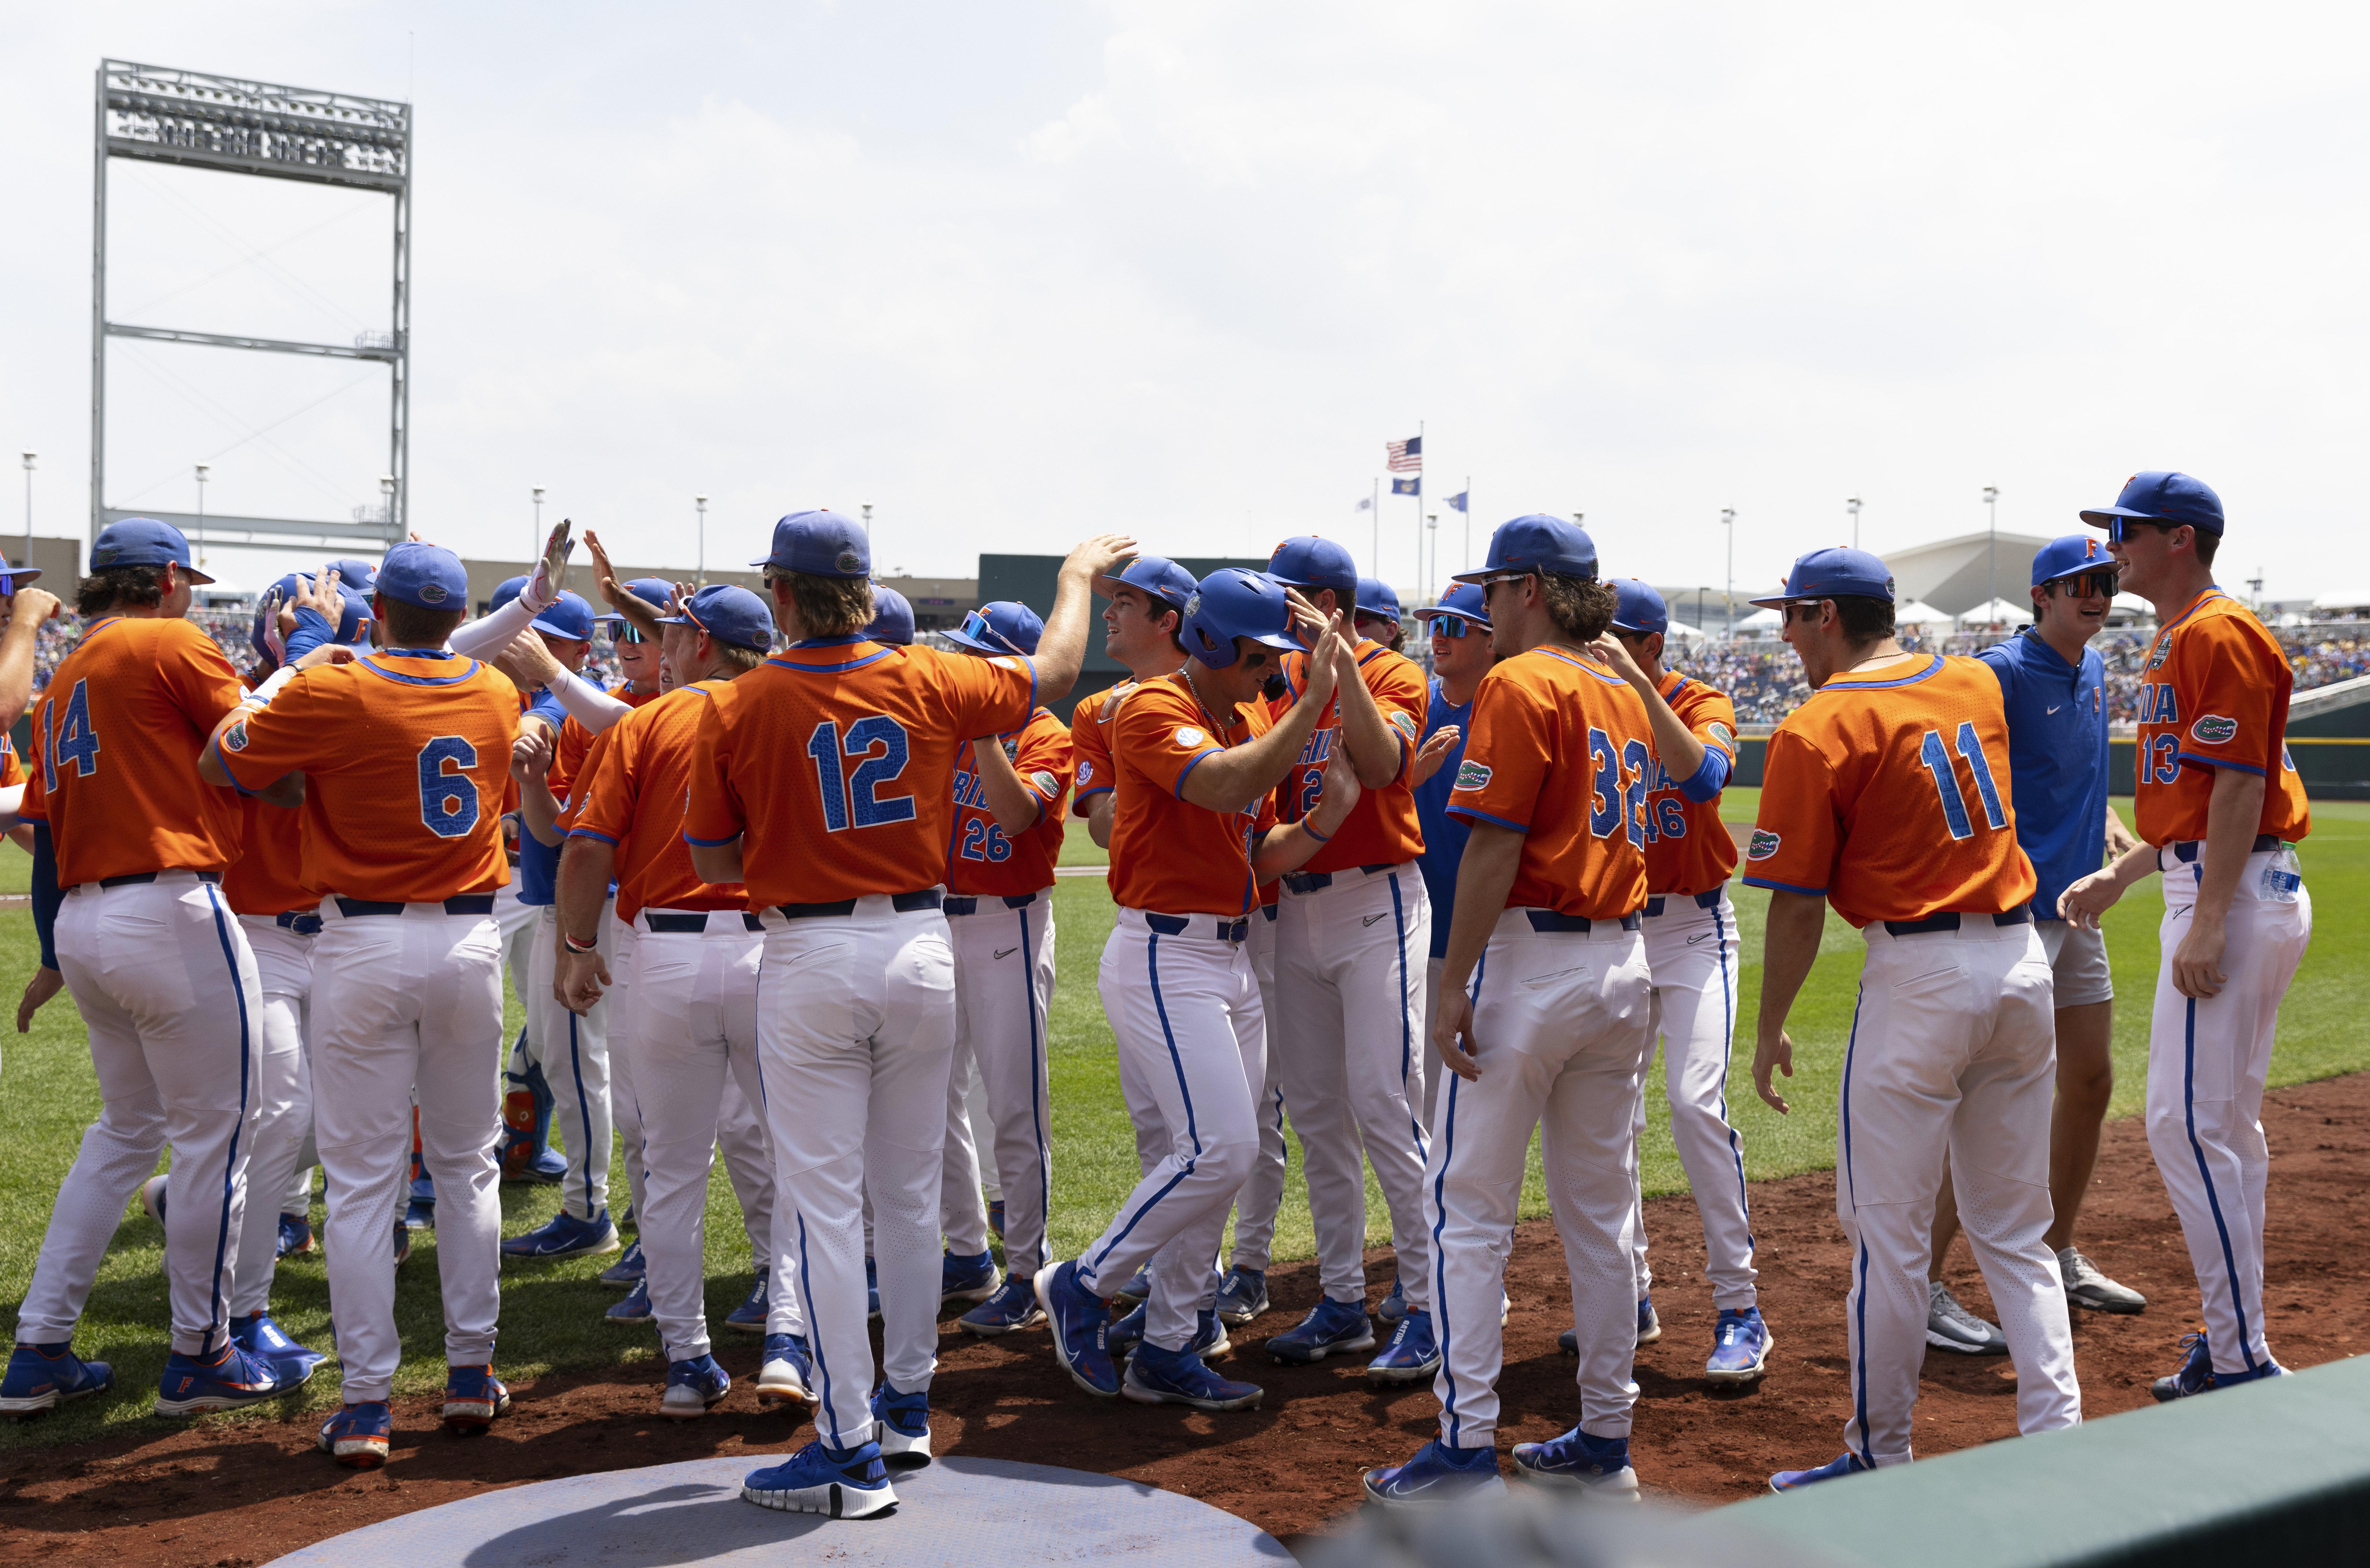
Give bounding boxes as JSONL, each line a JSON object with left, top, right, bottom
{"left": 546, "top": 665, "right": 632, "bottom": 733}
{"left": 444, "top": 595, "right": 538, "bottom": 660}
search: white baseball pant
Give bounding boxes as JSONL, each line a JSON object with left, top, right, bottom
{"left": 2146, "top": 844, "right": 2311, "bottom": 1378}
{"left": 1079, "top": 911, "right": 1264, "bottom": 1351}
{"left": 608, "top": 915, "right": 645, "bottom": 1225}
{"left": 1422, "top": 956, "right": 1445, "bottom": 1132}
{"left": 946, "top": 890, "right": 1057, "bottom": 1276}
{"left": 1274, "top": 863, "right": 1432, "bottom": 1309}
{"left": 1428, "top": 910, "right": 1652, "bottom": 1448}
{"left": 941, "top": 1046, "right": 990, "bottom": 1256}
{"left": 716, "top": 1073, "right": 779, "bottom": 1269}
{"left": 494, "top": 881, "right": 540, "bottom": 1132}
{"left": 310, "top": 900, "right": 505, "bottom": 1402}
{"left": 757, "top": 897, "right": 956, "bottom": 1449}
{"left": 1229, "top": 903, "right": 1289, "bottom": 1274}
{"left": 1630, "top": 889, "right": 1757, "bottom": 1310}
{"left": 526, "top": 902, "right": 615, "bottom": 1221}
{"left": 1839, "top": 918, "right": 2080, "bottom": 1465}
{"left": 19, "top": 874, "right": 264, "bottom": 1357}
{"left": 230, "top": 914, "right": 314, "bottom": 1317}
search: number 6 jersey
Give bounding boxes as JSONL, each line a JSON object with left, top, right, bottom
{"left": 1744, "top": 653, "right": 2036, "bottom": 928}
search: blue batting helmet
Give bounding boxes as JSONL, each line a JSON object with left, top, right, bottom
{"left": 1181, "top": 569, "right": 1302, "bottom": 670}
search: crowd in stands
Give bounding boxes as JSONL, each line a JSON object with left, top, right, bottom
{"left": 27, "top": 609, "right": 625, "bottom": 695}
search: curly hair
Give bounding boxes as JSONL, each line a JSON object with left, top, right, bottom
{"left": 1539, "top": 574, "right": 1617, "bottom": 644}
{"left": 75, "top": 565, "right": 166, "bottom": 617}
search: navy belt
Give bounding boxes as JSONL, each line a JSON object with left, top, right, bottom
{"left": 93, "top": 870, "right": 220, "bottom": 890}
{"left": 1525, "top": 910, "right": 1642, "bottom": 934}
{"left": 645, "top": 911, "right": 765, "bottom": 934}
{"left": 942, "top": 891, "right": 1044, "bottom": 917}
{"left": 276, "top": 910, "right": 324, "bottom": 936}
{"left": 2170, "top": 834, "right": 2280, "bottom": 863}
{"left": 336, "top": 894, "right": 498, "bottom": 918}
{"left": 1280, "top": 862, "right": 1397, "bottom": 895}
{"left": 1144, "top": 912, "right": 1249, "bottom": 943}
{"left": 1260, "top": 903, "right": 1278, "bottom": 923}
{"left": 777, "top": 890, "right": 943, "bottom": 920}
{"left": 1883, "top": 903, "right": 2031, "bottom": 937}
{"left": 1642, "top": 888, "right": 1726, "bottom": 919}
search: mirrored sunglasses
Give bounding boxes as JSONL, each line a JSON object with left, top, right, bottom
{"left": 959, "top": 610, "right": 1027, "bottom": 655}
{"left": 614, "top": 623, "right": 650, "bottom": 644}
{"left": 1426, "top": 613, "right": 1480, "bottom": 639}
{"left": 2106, "top": 517, "right": 2175, "bottom": 544}
{"left": 2049, "top": 570, "right": 2120, "bottom": 599}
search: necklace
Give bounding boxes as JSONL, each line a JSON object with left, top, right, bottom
{"left": 1179, "top": 663, "right": 1232, "bottom": 744}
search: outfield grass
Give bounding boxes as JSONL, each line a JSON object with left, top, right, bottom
{"left": 5, "top": 801, "right": 2363, "bottom": 1449}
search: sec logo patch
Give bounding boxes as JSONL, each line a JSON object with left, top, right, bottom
{"left": 2191, "top": 714, "right": 2238, "bottom": 745}
{"left": 1747, "top": 828, "right": 1782, "bottom": 860}
{"left": 1077, "top": 759, "right": 1094, "bottom": 785}
{"left": 1177, "top": 727, "right": 1206, "bottom": 747}
{"left": 1453, "top": 759, "right": 1491, "bottom": 791}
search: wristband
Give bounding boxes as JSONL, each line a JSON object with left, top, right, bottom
{"left": 1303, "top": 821, "right": 1332, "bottom": 843}
{"left": 562, "top": 932, "right": 599, "bottom": 955}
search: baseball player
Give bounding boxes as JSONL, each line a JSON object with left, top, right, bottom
{"left": 1925, "top": 536, "right": 2149, "bottom": 1356}
{"left": 1363, "top": 516, "right": 1657, "bottom": 1507}
{"left": 686, "top": 512, "right": 1123, "bottom": 1519}
{"left": 1586, "top": 579, "right": 1769, "bottom": 1382}
{"left": 1744, "top": 546, "right": 2080, "bottom": 1490}
{"left": 1038, "top": 568, "right": 1360, "bottom": 1412}
{"left": 1, "top": 520, "right": 288, "bottom": 1420}
{"left": 1408, "top": 581, "right": 1493, "bottom": 1132}
{"left": 1356, "top": 577, "right": 1405, "bottom": 652}
{"left": 1259, "top": 536, "right": 1438, "bottom": 1381}
{"left": 202, "top": 541, "right": 521, "bottom": 1469}
{"left": 0, "top": 572, "right": 64, "bottom": 1051}
{"left": 2058, "top": 473, "right": 2311, "bottom": 1401}
{"left": 0, "top": 564, "right": 58, "bottom": 728}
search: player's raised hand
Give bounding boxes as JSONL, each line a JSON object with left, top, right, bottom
{"left": 1410, "top": 725, "right": 1461, "bottom": 788}
{"left": 512, "top": 725, "right": 554, "bottom": 783}
{"left": 522, "top": 519, "right": 576, "bottom": 612}
{"left": 1315, "top": 735, "right": 1364, "bottom": 821}
{"left": 1279, "top": 586, "right": 1326, "bottom": 644}
{"left": 1753, "top": 1027, "right": 1794, "bottom": 1115}
{"left": 259, "top": 587, "right": 292, "bottom": 665}
{"left": 1588, "top": 630, "right": 1646, "bottom": 687}
{"left": 8, "top": 586, "right": 60, "bottom": 626}
{"left": 1060, "top": 533, "right": 1137, "bottom": 586}
{"left": 583, "top": 530, "right": 627, "bottom": 607}
{"left": 1432, "top": 983, "right": 1480, "bottom": 1081}
{"left": 1297, "top": 611, "right": 1350, "bottom": 711}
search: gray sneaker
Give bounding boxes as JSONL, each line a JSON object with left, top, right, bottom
{"left": 2058, "top": 1248, "right": 2146, "bottom": 1315}
{"left": 1926, "top": 1280, "right": 2008, "bottom": 1355}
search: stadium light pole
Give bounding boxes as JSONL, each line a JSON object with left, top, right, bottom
{"left": 1848, "top": 496, "right": 1861, "bottom": 550}
{"left": 1983, "top": 485, "right": 1999, "bottom": 619}
{"left": 862, "top": 502, "right": 875, "bottom": 577}
{"left": 193, "top": 462, "right": 208, "bottom": 570}
{"left": 1721, "top": 508, "right": 1736, "bottom": 640}
{"left": 379, "top": 474, "right": 395, "bottom": 531}
{"left": 695, "top": 494, "right": 708, "bottom": 585}
{"left": 20, "top": 452, "right": 33, "bottom": 570}
{"left": 531, "top": 486, "right": 545, "bottom": 562}
{"left": 1426, "top": 512, "right": 1438, "bottom": 605}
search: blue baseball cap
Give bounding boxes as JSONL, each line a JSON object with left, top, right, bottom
{"left": 2031, "top": 534, "right": 2119, "bottom": 588}
{"left": 1415, "top": 580, "right": 1492, "bottom": 630}
{"left": 90, "top": 517, "right": 214, "bottom": 585}
{"left": 659, "top": 583, "right": 775, "bottom": 653}
{"left": 1096, "top": 554, "right": 1198, "bottom": 613}
{"left": 1356, "top": 577, "right": 1402, "bottom": 623}
{"left": 2079, "top": 471, "right": 2224, "bottom": 538}
{"left": 1266, "top": 536, "right": 1359, "bottom": 608}
{"left": 377, "top": 541, "right": 468, "bottom": 611}
{"left": 1750, "top": 546, "right": 1896, "bottom": 609}
{"left": 251, "top": 575, "right": 371, "bottom": 660}
{"left": 530, "top": 590, "right": 596, "bottom": 643}
{"left": 325, "top": 557, "right": 379, "bottom": 595}
{"left": 0, "top": 566, "right": 44, "bottom": 594}
{"left": 1452, "top": 515, "right": 1598, "bottom": 584}
{"left": 489, "top": 575, "right": 528, "bottom": 613}
{"left": 754, "top": 510, "right": 870, "bottom": 577}
{"left": 1610, "top": 579, "right": 1669, "bottom": 636}
{"left": 865, "top": 586, "right": 916, "bottom": 646}
{"left": 596, "top": 576, "right": 674, "bottom": 623}
{"left": 945, "top": 600, "right": 1044, "bottom": 657}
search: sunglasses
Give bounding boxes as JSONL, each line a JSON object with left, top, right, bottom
{"left": 614, "top": 624, "right": 650, "bottom": 645}
{"left": 2105, "top": 517, "right": 2181, "bottom": 544}
{"left": 2048, "top": 570, "right": 2120, "bottom": 599}
{"left": 1426, "top": 613, "right": 1483, "bottom": 639}
{"left": 959, "top": 610, "right": 1028, "bottom": 656}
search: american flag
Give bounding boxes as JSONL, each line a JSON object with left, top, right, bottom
{"left": 1386, "top": 435, "right": 1422, "bottom": 473}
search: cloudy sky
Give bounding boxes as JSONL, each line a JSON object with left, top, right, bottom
{"left": 3, "top": 2, "right": 2363, "bottom": 600}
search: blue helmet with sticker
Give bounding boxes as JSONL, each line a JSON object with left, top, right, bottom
{"left": 1181, "top": 568, "right": 1303, "bottom": 670}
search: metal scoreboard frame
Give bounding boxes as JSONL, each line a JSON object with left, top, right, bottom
{"left": 92, "top": 59, "right": 412, "bottom": 554}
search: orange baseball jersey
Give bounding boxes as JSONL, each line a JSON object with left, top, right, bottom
{"left": 1272, "top": 640, "right": 1427, "bottom": 872}
{"left": 554, "top": 683, "right": 662, "bottom": 794}
{"left": 1744, "top": 653, "right": 2037, "bottom": 928}
{"left": 2132, "top": 588, "right": 2311, "bottom": 847}
{"left": 1641, "top": 671, "right": 1741, "bottom": 897}
{"left": 215, "top": 650, "right": 521, "bottom": 903}
{"left": 570, "top": 680, "right": 748, "bottom": 921}
{"left": 1105, "top": 673, "right": 1277, "bottom": 917}
{"left": 947, "top": 708, "right": 1071, "bottom": 896}
{"left": 683, "top": 636, "right": 1037, "bottom": 908}
{"left": 0, "top": 731, "right": 23, "bottom": 790}
{"left": 21, "top": 616, "right": 246, "bottom": 887}
{"left": 1447, "top": 646, "right": 1652, "bottom": 920}
{"left": 222, "top": 670, "right": 314, "bottom": 919}
{"left": 1068, "top": 686, "right": 1118, "bottom": 819}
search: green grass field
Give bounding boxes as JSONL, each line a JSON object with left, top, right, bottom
{"left": 5, "top": 800, "right": 2364, "bottom": 1449}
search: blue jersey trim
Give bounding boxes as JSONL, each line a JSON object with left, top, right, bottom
{"left": 565, "top": 828, "right": 620, "bottom": 844}
{"left": 359, "top": 654, "right": 482, "bottom": 688}
{"left": 767, "top": 646, "right": 894, "bottom": 675}
{"left": 1816, "top": 653, "right": 1944, "bottom": 692}
{"left": 1741, "top": 875, "right": 1827, "bottom": 897}
{"left": 1171, "top": 747, "right": 1223, "bottom": 799}
{"left": 2176, "top": 751, "right": 2266, "bottom": 777}
{"left": 681, "top": 831, "right": 740, "bottom": 847}
{"left": 1678, "top": 747, "right": 1730, "bottom": 802}
{"left": 1447, "top": 805, "right": 1529, "bottom": 833}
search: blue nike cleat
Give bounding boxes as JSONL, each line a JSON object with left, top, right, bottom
{"left": 501, "top": 1209, "right": 621, "bottom": 1263}
{"left": 1267, "top": 1297, "right": 1375, "bottom": 1365}
{"left": 1113, "top": 1266, "right": 1153, "bottom": 1306}
{"left": 275, "top": 1213, "right": 315, "bottom": 1258}
{"left": 444, "top": 1363, "right": 511, "bottom": 1431}
{"left": 599, "top": 1239, "right": 646, "bottom": 1288}
{"left": 1363, "top": 1438, "right": 1506, "bottom": 1508}
{"left": 1511, "top": 1426, "right": 1641, "bottom": 1500}
{"left": 0, "top": 1342, "right": 114, "bottom": 1415}
{"left": 988, "top": 1199, "right": 1005, "bottom": 1240}
{"left": 618, "top": 1202, "right": 635, "bottom": 1231}
{"left": 2152, "top": 1331, "right": 2213, "bottom": 1401}
{"left": 1376, "top": 1274, "right": 1409, "bottom": 1326}
{"left": 1637, "top": 1293, "right": 1662, "bottom": 1344}
{"left": 1036, "top": 1260, "right": 1118, "bottom": 1397}
{"left": 870, "top": 1382, "right": 932, "bottom": 1467}
{"left": 1214, "top": 1266, "right": 1269, "bottom": 1326}
{"left": 154, "top": 1343, "right": 286, "bottom": 1416}
{"left": 942, "top": 1249, "right": 999, "bottom": 1305}
{"left": 1367, "top": 1308, "right": 1441, "bottom": 1384}
{"left": 1121, "top": 1342, "right": 1262, "bottom": 1411}
{"left": 1770, "top": 1452, "right": 1873, "bottom": 1492}
{"left": 866, "top": 1257, "right": 881, "bottom": 1321}
{"left": 958, "top": 1275, "right": 1046, "bottom": 1336}
{"left": 318, "top": 1401, "right": 393, "bottom": 1469}
{"left": 723, "top": 1277, "right": 768, "bottom": 1334}
{"left": 404, "top": 1165, "right": 435, "bottom": 1229}
{"left": 606, "top": 1280, "right": 653, "bottom": 1324}
{"left": 742, "top": 1438, "right": 897, "bottom": 1519}
{"left": 661, "top": 1355, "right": 731, "bottom": 1419}
{"left": 758, "top": 1333, "right": 818, "bottom": 1410}
{"left": 1109, "top": 1305, "right": 1229, "bottom": 1361}
{"left": 393, "top": 1221, "right": 412, "bottom": 1266}
{"left": 1706, "top": 1307, "right": 1772, "bottom": 1385}
{"left": 230, "top": 1313, "right": 327, "bottom": 1379}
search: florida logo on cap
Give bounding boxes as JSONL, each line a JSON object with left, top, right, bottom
{"left": 420, "top": 582, "right": 449, "bottom": 604}
{"left": 836, "top": 550, "right": 863, "bottom": 574}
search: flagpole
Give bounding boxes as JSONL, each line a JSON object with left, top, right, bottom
{"left": 1463, "top": 473, "right": 1471, "bottom": 575}
{"left": 1413, "top": 419, "right": 1424, "bottom": 598}
{"left": 1372, "top": 477, "right": 1380, "bottom": 577}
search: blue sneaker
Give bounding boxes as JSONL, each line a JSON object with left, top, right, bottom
{"left": 1376, "top": 1274, "right": 1408, "bottom": 1326}
{"left": 1367, "top": 1308, "right": 1441, "bottom": 1384}
{"left": 661, "top": 1355, "right": 731, "bottom": 1419}
{"left": 444, "top": 1363, "right": 511, "bottom": 1431}
{"left": 758, "top": 1334, "right": 817, "bottom": 1410}
{"left": 1214, "top": 1266, "right": 1269, "bottom": 1326}
{"left": 404, "top": 1165, "right": 435, "bottom": 1230}
{"left": 318, "top": 1401, "right": 393, "bottom": 1469}
{"left": 1109, "top": 1305, "right": 1229, "bottom": 1362}
{"left": 988, "top": 1199, "right": 1005, "bottom": 1240}
{"left": 501, "top": 1209, "right": 621, "bottom": 1263}
{"left": 724, "top": 1277, "right": 768, "bottom": 1334}
{"left": 230, "top": 1313, "right": 327, "bottom": 1379}
{"left": 1035, "top": 1260, "right": 1118, "bottom": 1397}
{"left": 275, "top": 1213, "right": 315, "bottom": 1258}
{"left": 599, "top": 1239, "right": 646, "bottom": 1288}
{"left": 942, "top": 1249, "right": 999, "bottom": 1305}
{"left": 1511, "top": 1426, "right": 1641, "bottom": 1499}
{"left": 606, "top": 1279, "right": 654, "bottom": 1324}
{"left": 1362, "top": 1438, "right": 1505, "bottom": 1507}
{"left": 1706, "top": 1307, "right": 1772, "bottom": 1385}
{"left": 870, "top": 1382, "right": 932, "bottom": 1467}
{"left": 1267, "top": 1297, "right": 1375, "bottom": 1365}
{"left": 2152, "top": 1331, "right": 2213, "bottom": 1401}
{"left": 959, "top": 1275, "right": 1045, "bottom": 1336}
{"left": 867, "top": 1257, "right": 881, "bottom": 1321}
{"left": 743, "top": 1438, "right": 898, "bottom": 1519}
{"left": 1121, "top": 1342, "right": 1262, "bottom": 1411}
{"left": 154, "top": 1343, "right": 286, "bottom": 1415}
{"left": 0, "top": 1343, "right": 114, "bottom": 1415}
{"left": 1637, "top": 1293, "right": 1662, "bottom": 1344}
{"left": 393, "top": 1220, "right": 411, "bottom": 1267}
{"left": 1114, "top": 1266, "right": 1152, "bottom": 1306}
{"left": 1770, "top": 1452, "right": 1872, "bottom": 1492}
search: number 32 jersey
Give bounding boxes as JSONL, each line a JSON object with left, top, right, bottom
{"left": 1745, "top": 653, "right": 2036, "bottom": 928}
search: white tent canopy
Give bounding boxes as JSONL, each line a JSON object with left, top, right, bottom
{"left": 1893, "top": 598, "right": 1954, "bottom": 628}
{"left": 2310, "top": 590, "right": 2370, "bottom": 613}
{"left": 1958, "top": 597, "right": 2033, "bottom": 626}
{"left": 1664, "top": 618, "right": 1705, "bottom": 640}
{"left": 1734, "top": 606, "right": 1785, "bottom": 633}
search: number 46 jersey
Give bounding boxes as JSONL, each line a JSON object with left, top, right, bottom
{"left": 1744, "top": 653, "right": 2036, "bottom": 928}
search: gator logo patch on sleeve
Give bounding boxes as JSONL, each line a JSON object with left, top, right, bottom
{"left": 1707, "top": 720, "right": 1736, "bottom": 754}
{"left": 1388, "top": 710, "right": 1421, "bottom": 745}
{"left": 221, "top": 719, "right": 251, "bottom": 752}
{"left": 1747, "top": 828, "right": 1782, "bottom": 860}
{"left": 1031, "top": 770, "right": 1060, "bottom": 796}
{"left": 2191, "top": 715, "right": 2239, "bottom": 745}
{"left": 1453, "top": 759, "right": 1492, "bottom": 791}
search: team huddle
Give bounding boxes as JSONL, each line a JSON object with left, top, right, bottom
{"left": 0, "top": 468, "right": 2313, "bottom": 1519}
